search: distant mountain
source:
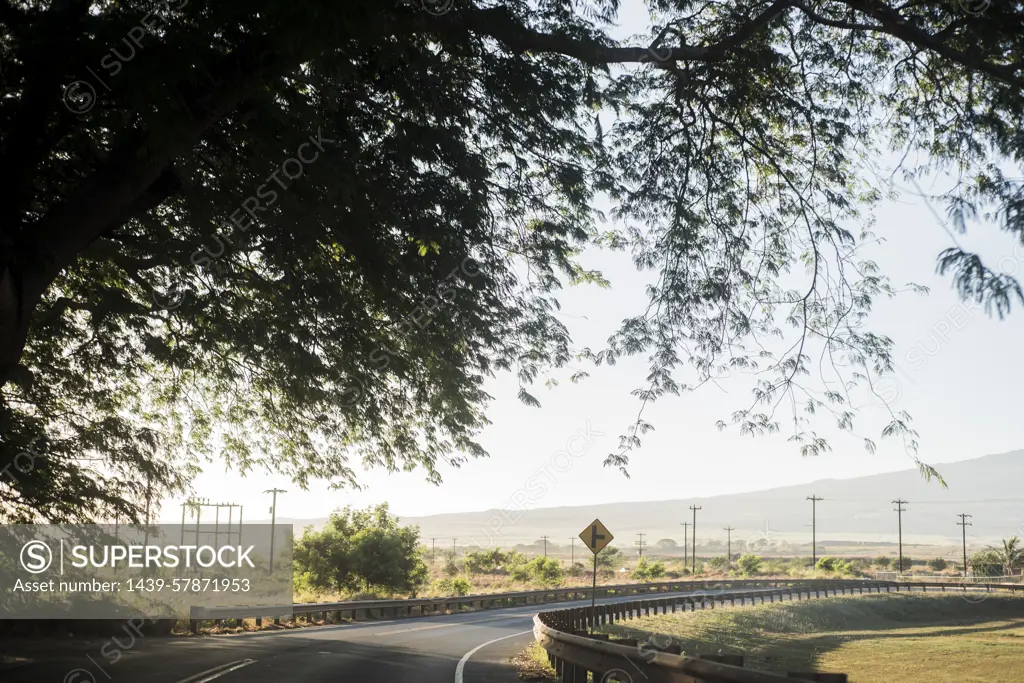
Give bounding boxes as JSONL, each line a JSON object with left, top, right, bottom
{"left": 264, "top": 450, "right": 1024, "bottom": 555}
{"left": 392, "top": 449, "right": 1024, "bottom": 550}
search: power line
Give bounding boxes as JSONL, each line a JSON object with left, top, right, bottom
{"left": 803, "top": 498, "right": 1024, "bottom": 505}
{"left": 957, "top": 513, "right": 973, "bottom": 578}
{"left": 680, "top": 521, "right": 691, "bottom": 570}
{"left": 806, "top": 496, "right": 823, "bottom": 567}
{"left": 264, "top": 488, "right": 287, "bottom": 576}
{"left": 689, "top": 505, "right": 702, "bottom": 574}
{"left": 892, "top": 499, "right": 908, "bottom": 574}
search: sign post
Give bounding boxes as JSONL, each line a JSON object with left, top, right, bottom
{"left": 579, "top": 518, "right": 614, "bottom": 630}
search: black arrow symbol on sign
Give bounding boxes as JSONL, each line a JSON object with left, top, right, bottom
{"left": 590, "top": 525, "right": 605, "bottom": 548}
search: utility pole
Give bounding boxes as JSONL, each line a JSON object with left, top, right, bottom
{"left": 806, "top": 496, "right": 823, "bottom": 567}
{"left": 179, "top": 499, "right": 192, "bottom": 576}
{"left": 957, "top": 513, "right": 973, "bottom": 578}
{"left": 635, "top": 533, "right": 646, "bottom": 558}
{"left": 689, "top": 506, "right": 702, "bottom": 574}
{"left": 892, "top": 499, "right": 908, "bottom": 574}
{"left": 431, "top": 538, "right": 437, "bottom": 564}
{"left": 724, "top": 526, "right": 735, "bottom": 565}
{"left": 569, "top": 537, "right": 575, "bottom": 566}
{"left": 541, "top": 535, "right": 550, "bottom": 557}
{"left": 452, "top": 538, "right": 458, "bottom": 557}
{"left": 264, "top": 488, "right": 287, "bottom": 575}
{"left": 681, "top": 522, "right": 690, "bottom": 570}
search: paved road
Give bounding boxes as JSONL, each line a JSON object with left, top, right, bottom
{"left": 0, "top": 588, "right": 730, "bottom": 683}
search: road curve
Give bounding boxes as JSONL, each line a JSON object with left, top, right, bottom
{"left": 1, "top": 588, "right": 737, "bottom": 683}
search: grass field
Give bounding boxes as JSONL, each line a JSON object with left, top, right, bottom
{"left": 594, "top": 593, "right": 1024, "bottom": 682}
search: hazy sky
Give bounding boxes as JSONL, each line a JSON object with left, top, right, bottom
{"left": 159, "top": 2, "right": 1024, "bottom": 524}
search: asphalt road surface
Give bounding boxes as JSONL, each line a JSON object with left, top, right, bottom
{"left": 1, "top": 588, "right": 736, "bottom": 683}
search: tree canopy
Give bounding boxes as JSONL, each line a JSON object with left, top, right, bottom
{"left": 293, "top": 503, "right": 428, "bottom": 595}
{"left": 2, "top": 0, "right": 1023, "bottom": 524}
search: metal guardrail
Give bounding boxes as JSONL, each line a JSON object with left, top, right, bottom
{"left": 899, "top": 574, "right": 1024, "bottom": 584}
{"left": 873, "top": 571, "right": 1024, "bottom": 584}
{"left": 187, "top": 577, "right": 849, "bottom": 631}
{"left": 533, "top": 579, "right": 1024, "bottom": 682}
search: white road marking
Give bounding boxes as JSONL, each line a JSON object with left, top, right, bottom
{"left": 367, "top": 611, "right": 539, "bottom": 638}
{"left": 454, "top": 630, "right": 532, "bottom": 683}
{"left": 175, "top": 659, "right": 256, "bottom": 683}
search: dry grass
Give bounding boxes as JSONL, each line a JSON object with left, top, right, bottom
{"left": 510, "top": 641, "right": 559, "bottom": 681}
{"left": 595, "top": 593, "right": 1024, "bottom": 682}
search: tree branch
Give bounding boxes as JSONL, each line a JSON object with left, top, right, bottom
{"left": 418, "top": 2, "right": 795, "bottom": 65}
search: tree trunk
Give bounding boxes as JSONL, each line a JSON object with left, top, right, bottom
{"left": 0, "top": 263, "right": 41, "bottom": 392}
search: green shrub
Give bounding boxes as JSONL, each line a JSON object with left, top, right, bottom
{"left": 463, "top": 549, "right": 503, "bottom": 574}
{"left": 874, "top": 556, "right": 891, "bottom": 568}
{"left": 737, "top": 554, "right": 762, "bottom": 575}
{"left": 596, "top": 546, "right": 625, "bottom": 569}
{"left": 293, "top": 503, "right": 428, "bottom": 595}
{"left": 927, "top": 558, "right": 948, "bottom": 572}
{"left": 633, "top": 556, "right": 667, "bottom": 580}
{"left": 707, "top": 556, "right": 729, "bottom": 571}
{"left": 970, "top": 550, "right": 1003, "bottom": 577}
{"left": 525, "top": 556, "right": 564, "bottom": 585}
{"left": 814, "top": 556, "right": 856, "bottom": 574}
{"left": 435, "top": 576, "right": 472, "bottom": 596}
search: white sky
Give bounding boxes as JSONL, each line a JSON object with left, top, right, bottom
{"left": 159, "top": 2, "right": 1024, "bottom": 524}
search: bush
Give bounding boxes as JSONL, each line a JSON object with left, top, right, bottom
{"left": 707, "top": 556, "right": 729, "bottom": 571}
{"left": 596, "top": 546, "right": 625, "bottom": 569}
{"left": 874, "top": 556, "right": 891, "bottom": 568}
{"left": 463, "top": 548, "right": 525, "bottom": 575}
{"left": 737, "top": 554, "right": 762, "bottom": 575}
{"left": 435, "top": 576, "right": 472, "bottom": 596}
{"left": 463, "top": 549, "right": 503, "bottom": 574}
{"left": 849, "top": 558, "right": 871, "bottom": 572}
{"left": 443, "top": 556, "right": 461, "bottom": 577}
{"left": 970, "top": 550, "right": 1003, "bottom": 577}
{"left": 293, "top": 503, "right": 428, "bottom": 595}
{"left": 525, "top": 556, "right": 564, "bottom": 586}
{"left": 632, "top": 557, "right": 667, "bottom": 580}
{"left": 927, "top": 558, "right": 948, "bottom": 572}
{"left": 815, "top": 556, "right": 854, "bottom": 574}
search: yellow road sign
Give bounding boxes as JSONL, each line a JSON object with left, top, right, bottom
{"left": 579, "top": 518, "right": 613, "bottom": 555}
